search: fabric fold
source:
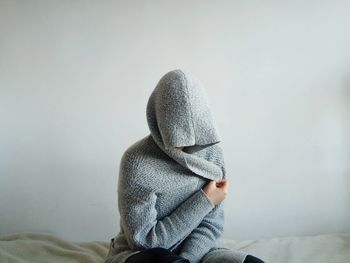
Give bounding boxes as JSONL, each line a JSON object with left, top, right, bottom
{"left": 105, "top": 69, "right": 247, "bottom": 263}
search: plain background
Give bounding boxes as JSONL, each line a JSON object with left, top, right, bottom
{"left": 0, "top": 0, "right": 349, "bottom": 242}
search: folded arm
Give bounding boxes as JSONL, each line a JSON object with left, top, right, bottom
{"left": 118, "top": 159, "right": 216, "bottom": 251}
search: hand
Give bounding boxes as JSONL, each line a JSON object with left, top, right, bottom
{"left": 202, "top": 179, "right": 228, "bottom": 205}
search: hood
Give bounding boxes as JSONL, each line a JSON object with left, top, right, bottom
{"left": 146, "top": 69, "right": 226, "bottom": 181}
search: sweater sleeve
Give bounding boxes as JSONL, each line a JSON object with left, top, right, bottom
{"left": 176, "top": 202, "right": 225, "bottom": 263}
{"left": 118, "top": 165, "right": 216, "bottom": 251}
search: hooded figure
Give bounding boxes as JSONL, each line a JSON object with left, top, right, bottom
{"left": 105, "top": 69, "right": 253, "bottom": 263}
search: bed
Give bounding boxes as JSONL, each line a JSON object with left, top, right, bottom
{"left": 0, "top": 232, "right": 349, "bottom": 262}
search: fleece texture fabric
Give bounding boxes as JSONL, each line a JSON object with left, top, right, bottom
{"left": 105, "top": 69, "right": 249, "bottom": 263}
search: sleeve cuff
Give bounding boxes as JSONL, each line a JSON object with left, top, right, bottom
{"left": 199, "top": 189, "right": 215, "bottom": 208}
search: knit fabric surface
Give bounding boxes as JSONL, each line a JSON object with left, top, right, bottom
{"left": 105, "top": 69, "right": 249, "bottom": 263}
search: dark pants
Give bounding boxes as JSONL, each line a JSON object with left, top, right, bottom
{"left": 125, "top": 247, "right": 189, "bottom": 263}
{"left": 125, "top": 247, "right": 265, "bottom": 263}
{"left": 244, "top": 255, "right": 265, "bottom": 263}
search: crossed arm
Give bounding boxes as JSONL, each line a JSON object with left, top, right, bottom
{"left": 119, "top": 183, "right": 218, "bottom": 251}
{"left": 119, "top": 185, "right": 224, "bottom": 263}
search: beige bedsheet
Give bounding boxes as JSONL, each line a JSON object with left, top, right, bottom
{"left": 0, "top": 232, "right": 349, "bottom": 263}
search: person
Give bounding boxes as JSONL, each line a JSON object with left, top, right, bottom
{"left": 105, "top": 69, "right": 265, "bottom": 263}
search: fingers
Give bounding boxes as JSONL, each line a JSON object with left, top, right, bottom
{"left": 209, "top": 180, "right": 216, "bottom": 187}
{"left": 216, "top": 179, "right": 229, "bottom": 195}
{"left": 222, "top": 185, "right": 228, "bottom": 195}
{"left": 216, "top": 179, "right": 227, "bottom": 183}
{"left": 208, "top": 179, "right": 229, "bottom": 190}
{"left": 204, "top": 179, "right": 229, "bottom": 205}
{"left": 216, "top": 179, "right": 228, "bottom": 187}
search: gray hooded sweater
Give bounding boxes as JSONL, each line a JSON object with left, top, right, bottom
{"left": 105, "top": 69, "right": 249, "bottom": 263}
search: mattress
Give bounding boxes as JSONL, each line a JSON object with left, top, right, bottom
{"left": 0, "top": 232, "right": 349, "bottom": 263}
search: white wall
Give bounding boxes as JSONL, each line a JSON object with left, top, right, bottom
{"left": 0, "top": 0, "right": 349, "bottom": 242}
